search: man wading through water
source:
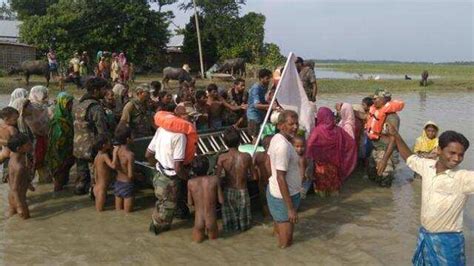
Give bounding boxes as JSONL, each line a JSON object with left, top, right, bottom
{"left": 387, "top": 124, "right": 473, "bottom": 265}
{"left": 73, "top": 77, "right": 111, "bottom": 195}
{"left": 146, "top": 106, "right": 197, "bottom": 234}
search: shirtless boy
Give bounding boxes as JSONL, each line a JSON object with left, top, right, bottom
{"left": 216, "top": 127, "right": 254, "bottom": 232}
{"left": 254, "top": 135, "right": 273, "bottom": 218}
{"left": 93, "top": 136, "right": 117, "bottom": 212}
{"left": 187, "top": 156, "right": 224, "bottom": 242}
{"left": 292, "top": 136, "right": 313, "bottom": 198}
{"left": 114, "top": 126, "right": 135, "bottom": 213}
{"left": 193, "top": 90, "right": 210, "bottom": 130}
{"left": 0, "top": 107, "right": 19, "bottom": 183}
{"left": 206, "top": 84, "right": 245, "bottom": 129}
{"left": 6, "top": 133, "right": 33, "bottom": 219}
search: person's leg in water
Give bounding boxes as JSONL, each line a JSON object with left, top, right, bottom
{"left": 192, "top": 217, "right": 205, "bottom": 243}
{"left": 124, "top": 197, "right": 134, "bottom": 213}
{"left": 276, "top": 222, "right": 294, "bottom": 248}
{"left": 75, "top": 159, "right": 91, "bottom": 195}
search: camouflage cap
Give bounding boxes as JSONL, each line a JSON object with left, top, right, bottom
{"left": 135, "top": 84, "right": 151, "bottom": 93}
{"left": 373, "top": 88, "right": 391, "bottom": 98}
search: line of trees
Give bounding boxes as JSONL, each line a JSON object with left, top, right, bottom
{"left": 7, "top": 0, "right": 285, "bottom": 71}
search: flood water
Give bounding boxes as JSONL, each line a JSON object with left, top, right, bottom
{"left": 316, "top": 69, "right": 440, "bottom": 80}
{"left": 0, "top": 91, "right": 473, "bottom": 265}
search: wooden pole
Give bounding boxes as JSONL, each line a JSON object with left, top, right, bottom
{"left": 192, "top": 0, "right": 205, "bottom": 78}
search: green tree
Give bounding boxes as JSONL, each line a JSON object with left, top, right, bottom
{"left": 181, "top": 14, "right": 218, "bottom": 68}
{"left": 260, "top": 42, "right": 286, "bottom": 69}
{"left": 9, "top": 0, "right": 58, "bottom": 19}
{"left": 19, "top": 0, "right": 171, "bottom": 67}
{"left": 0, "top": 2, "right": 17, "bottom": 20}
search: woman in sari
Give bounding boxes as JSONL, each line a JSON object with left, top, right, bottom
{"left": 306, "top": 107, "right": 357, "bottom": 196}
{"left": 338, "top": 103, "right": 356, "bottom": 139}
{"left": 46, "top": 92, "right": 75, "bottom": 191}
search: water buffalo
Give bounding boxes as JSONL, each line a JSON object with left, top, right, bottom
{"left": 162, "top": 66, "right": 192, "bottom": 89}
{"left": 217, "top": 58, "right": 245, "bottom": 76}
{"left": 8, "top": 60, "right": 50, "bottom": 87}
{"left": 420, "top": 70, "right": 429, "bottom": 86}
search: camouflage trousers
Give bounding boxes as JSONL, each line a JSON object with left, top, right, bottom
{"left": 368, "top": 149, "right": 399, "bottom": 187}
{"left": 76, "top": 159, "right": 92, "bottom": 192}
{"left": 152, "top": 171, "right": 178, "bottom": 230}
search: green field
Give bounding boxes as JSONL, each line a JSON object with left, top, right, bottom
{"left": 0, "top": 62, "right": 472, "bottom": 99}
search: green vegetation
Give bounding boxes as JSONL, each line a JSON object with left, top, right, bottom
{"left": 318, "top": 63, "right": 474, "bottom": 80}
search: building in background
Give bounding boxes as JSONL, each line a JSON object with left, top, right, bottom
{"left": 0, "top": 20, "right": 36, "bottom": 70}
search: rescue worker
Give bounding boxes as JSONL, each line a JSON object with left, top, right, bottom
{"left": 118, "top": 84, "right": 154, "bottom": 138}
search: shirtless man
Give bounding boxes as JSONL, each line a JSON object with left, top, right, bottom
{"left": 206, "top": 84, "right": 245, "bottom": 129}
{"left": 0, "top": 107, "right": 19, "bottom": 183}
{"left": 93, "top": 136, "right": 117, "bottom": 212}
{"left": 6, "top": 133, "right": 33, "bottom": 219}
{"left": 216, "top": 127, "right": 254, "bottom": 232}
{"left": 187, "top": 156, "right": 223, "bottom": 242}
{"left": 193, "top": 90, "right": 210, "bottom": 131}
{"left": 114, "top": 126, "right": 135, "bottom": 213}
{"left": 253, "top": 135, "right": 273, "bottom": 218}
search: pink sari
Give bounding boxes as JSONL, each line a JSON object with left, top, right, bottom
{"left": 338, "top": 103, "right": 356, "bottom": 139}
{"left": 307, "top": 107, "right": 357, "bottom": 185}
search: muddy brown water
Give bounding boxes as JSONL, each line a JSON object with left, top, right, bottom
{"left": 0, "top": 91, "right": 473, "bottom": 265}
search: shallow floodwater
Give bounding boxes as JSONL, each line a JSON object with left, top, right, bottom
{"left": 316, "top": 69, "right": 440, "bottom": 80}
{"left": 0, "top": 91, "right": 473, "bottom": 265}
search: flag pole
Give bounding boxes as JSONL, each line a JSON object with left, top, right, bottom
{"left": 251, "top": 52, "right": 294, "bottom": 157}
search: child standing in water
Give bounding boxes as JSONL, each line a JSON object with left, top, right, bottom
{"left": 292, "top": 136, "right": 313, "bottom": 199}
{"left": 0, "top": 107, "right": 19, "bottom": 183}
{"left": 114, "top": 126, "right": 135, "bottom": 213}
{"left": 5, "top": 133, "right": 33, "bottom": 219}
{"left": 254, "top": 135, "right": 273, "bottom": 218}
{"left": 216, "top": 127, "right": 254, "bottom": 232}
{"left": 187, "top": 156, "right": 224, "bottom": 242}
{"left": 93, "top": 136, "right": 117, "bottom": 212}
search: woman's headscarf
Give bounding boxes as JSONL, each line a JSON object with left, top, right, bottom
{"left": 46, "top": 92, "right": 75, "bottom": 171}
{"left": 118, "top": 52, "right": 127, "bottom": 66}
{"left": 338, "top": 103, "right": 356, "bottom": 139}
{"left": 307, "top": 107, "right": 357, "bottom": 181}
{"left": 29, "top": 85, "right": 49, "bottom": 105}
{"left": 413, "top": 121, "right": 439, "bottom": 153}
{"left": 8, "top": 88, "right": 28, "bottom": 107}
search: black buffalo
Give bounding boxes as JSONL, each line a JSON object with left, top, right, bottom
{"left": 8, "top": 60, "right": 51, "bottom": 87}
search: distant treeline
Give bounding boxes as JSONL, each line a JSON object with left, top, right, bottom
{"left": 309, "top": 59, "right": 474, "bottom": 65}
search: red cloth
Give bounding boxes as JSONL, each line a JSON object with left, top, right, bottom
{"left": 314, "top": 162, "right": 341, "bottom": 193}
{"left": 306, "top": 107, "right": 357, "bottom": 183}
{"left": 34, "top": 136, "right": 48, "bottom": 169}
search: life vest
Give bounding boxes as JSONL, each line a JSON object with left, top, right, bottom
{"left": 366, "top": 100, "right": 404, "bottom": 140}
{"left": 154, "top": 111, "right": 197, "bottom": 165}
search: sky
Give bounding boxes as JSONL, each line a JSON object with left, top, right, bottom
{"left": 158, "top": 0, "right": 473, "bottom": 63}
{"left": 2, "top": 0, "right": 472, "bottom": 62}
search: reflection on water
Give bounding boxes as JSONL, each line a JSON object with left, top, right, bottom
{"left": 0, "top": 92, "right": 473, "bottom": 265}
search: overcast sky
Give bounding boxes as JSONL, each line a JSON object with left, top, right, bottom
{"left": 159, "top": 0, "right": 473, "bottom": 63}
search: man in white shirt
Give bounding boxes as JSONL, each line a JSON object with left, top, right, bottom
{"left": 266, "top": 110, "right": 301, "bottom": 248}
{"left": 145, "top": 106, "right": 194, "bottom": 234}
{"left": 389, "top": 124, "right": 473, "bottom": 265}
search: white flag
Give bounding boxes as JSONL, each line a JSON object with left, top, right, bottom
{"left": 276, "top": 52, "right": 316, "bottom": 135}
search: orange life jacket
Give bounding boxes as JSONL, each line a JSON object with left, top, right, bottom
{"left": 366, "top": 100, "right": 404, "bottom": 140}
{"left": 154, "top": 111, "right": 197, "bottom": 165}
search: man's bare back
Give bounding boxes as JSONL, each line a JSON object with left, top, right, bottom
{"left": 216, "top": 149, "right": 254, "bottom": 189}
{"left": 187, "top": 175, "right": 224, "bottom": 242}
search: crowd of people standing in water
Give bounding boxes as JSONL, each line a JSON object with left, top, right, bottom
{"left": 0, "top": 55, "right": 472, "bottom": 264}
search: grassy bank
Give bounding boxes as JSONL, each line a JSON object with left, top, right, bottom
{"left": 0, "top": 62, "right": 472, "bottom": 98}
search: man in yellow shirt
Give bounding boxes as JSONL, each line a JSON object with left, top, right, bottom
{"left": 388, "top": 124, "right": 473, "bottom": 265}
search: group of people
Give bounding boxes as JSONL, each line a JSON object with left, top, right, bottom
{"left": 0, "top": 55, "right": 472, "bottom": 264}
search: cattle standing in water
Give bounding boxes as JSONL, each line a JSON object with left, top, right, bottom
{"left": 217, "top": 58, "right": 246, "bottom": 77}
{"left": 420, "top": 70, "right": 429, "bottom": 86}
{"left": 162, "top": 66, "right": 192, "bottom": 89}
{"left": 8, "top": 60, "right": 51, "bottom": 87}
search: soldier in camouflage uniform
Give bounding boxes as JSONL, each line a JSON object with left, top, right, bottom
{"left": 118, "top": 84, "right": 154, "bottom": 138}
{"left": 145, "top": 106, "right": 195, "bottom": 235}
{"left": 368, "top": 89, "right": 401, "bottom": 187}
{"left": 73, "top": 77, "right": 111, "bottom": 195}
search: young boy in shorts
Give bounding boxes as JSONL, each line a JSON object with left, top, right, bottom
{"left": 292, "top": 136, "right": 313, "bottom": 199}
{"left": 0, "top": 107, "right": 19, "bottom": 183}
{"left": 114, "top": 126, "right": 135, "bottom": 213}
{"left": 5, "top": 133, "right": 33, "bottom": 219}
{"left": 93, "top": 136, "right": 118, "bottom": 212}
{"left": 187, "top": 156, "right": 224, "bottom": 242}
{"left": 216, "top": 127, "right": 254, "bottom": 232}
{"left": 253, "top": 135, "right": 273, "bottom": 218}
